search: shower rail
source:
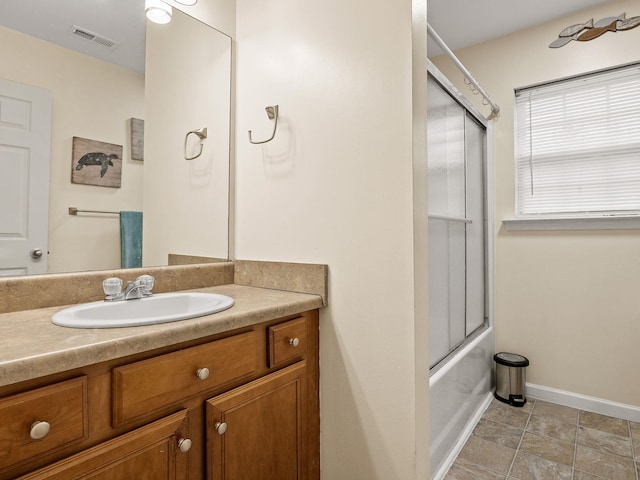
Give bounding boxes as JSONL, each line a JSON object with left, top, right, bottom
{"left": 427, "top": 23, "right": 500, "bottom": 120}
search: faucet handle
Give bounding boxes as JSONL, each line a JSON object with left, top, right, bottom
{"left": 103, "top": 278, "right": 123, "bottom": 297}
{"left": 136, "top": 275, "right": 155, "bottom": 295}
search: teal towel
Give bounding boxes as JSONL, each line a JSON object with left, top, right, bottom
{"left": 120, "top": 211, "right": 143, "bottom": 268}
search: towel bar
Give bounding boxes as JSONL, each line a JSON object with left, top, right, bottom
{"left": 69, "top": 207, "right": 120, "bottom": 216}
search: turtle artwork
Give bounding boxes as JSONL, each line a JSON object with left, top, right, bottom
{"left": 71, "top": 137, "right": 123, "bottom": 188}
{"left": 75, "top": 152, "right": 119, "bottom": 178}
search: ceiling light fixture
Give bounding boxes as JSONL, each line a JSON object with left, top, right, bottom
{"left": 175, "top": 0, "right": 198, "bottom": 5}
{"left": 145, "top": 0, "right": 172, "bottom": 25}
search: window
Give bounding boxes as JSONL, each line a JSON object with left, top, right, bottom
{"left": 515, "top": 62, "right": 640, "bottom": 217}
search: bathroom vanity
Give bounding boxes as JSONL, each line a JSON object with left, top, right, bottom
{"left": 0, "top": 263, "right": 325, "bottom": 480}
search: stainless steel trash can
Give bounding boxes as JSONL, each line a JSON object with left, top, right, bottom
{"left": 494, "top": 352, "right": 529, "bottom": 407}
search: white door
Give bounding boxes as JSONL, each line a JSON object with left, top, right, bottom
{"left": 0, "top": 79, "right": 52, "bottom": 276}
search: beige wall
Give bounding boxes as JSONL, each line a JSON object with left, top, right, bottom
{"left": 433, "top": 0, "right": 640, "bottom": 405}
{"left": 0, "top": 26, "right": 144, "bottom": 274}
{"left": 234, "top": 0, "right": 425, "bottom": 478}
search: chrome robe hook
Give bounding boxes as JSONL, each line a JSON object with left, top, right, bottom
{"left": 184, "top": 127, "right": 208, "bottom": 160}
{"left": 248, "top": 105, "right": 279, "bottom": 144}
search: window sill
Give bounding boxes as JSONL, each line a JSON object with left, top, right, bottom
{"left": 503, "top": 216, "right": 640, "bottom": 231}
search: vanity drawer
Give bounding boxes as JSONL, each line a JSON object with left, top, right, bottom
{"left": 0, "top": 376, "right": 88, "bottom": 470}
{"left": 268, "top": 317, "right": 307, "bottom": 368}
{"left": 113, "top": 331, "right": 259, "bottom": 425}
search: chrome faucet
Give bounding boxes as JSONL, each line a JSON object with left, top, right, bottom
{"left": 103, "top": 275, "right": 154, "bottom": 301}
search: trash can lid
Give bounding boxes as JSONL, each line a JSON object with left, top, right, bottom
{"left": 494, "top": 352, "right": 529, "bottom": 367}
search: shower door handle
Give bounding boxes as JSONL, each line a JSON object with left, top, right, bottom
{"left": 428, "top": 214, "right": 472, "bottom": 224}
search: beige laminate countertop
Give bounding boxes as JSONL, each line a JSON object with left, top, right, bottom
{"left": 0, "top": 284, "right": 323, "bottom": 388}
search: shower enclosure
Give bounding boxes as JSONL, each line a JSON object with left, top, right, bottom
{"left": 426, "top": 63, "right": 494, "bottom": 478}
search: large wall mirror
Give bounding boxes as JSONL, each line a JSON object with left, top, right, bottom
{"left": 0, "top": 0, "right": 231, "bottom": 278}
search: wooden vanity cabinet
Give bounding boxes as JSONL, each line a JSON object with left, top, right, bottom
{"left": 16, "top": 410, "right": 190, "bottom": 480}
{"left": 206, "top": 362, "right": 308, "bottom": 480}
{"left": 112, "top": 330, "right": 260, "bottom": 426}
{"left": 0, "top": 309, "right": 319, "bottom": 480}
{"left": 0, "top": 377, "right": 88, "bottom": 470}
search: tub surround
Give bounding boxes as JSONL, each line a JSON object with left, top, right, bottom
{"left": 0, "top": 260, "right": 327, "bottom": 387}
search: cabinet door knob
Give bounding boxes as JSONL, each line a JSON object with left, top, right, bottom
{"left": 177, "top": 438, "right": 192, "bottom": 453}
{"left": 289, "top": 337, "right": 300, "bottom": 348}
{"left": 30, "top": 421, "right": 51, "bottom": 440}
{"left": 214, "top": 422, "right": 228, "bottom": 435}
{"left": 196, "top": 368, "right": 210, "bottom": 380}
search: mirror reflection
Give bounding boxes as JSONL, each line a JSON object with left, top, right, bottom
{"left": 0, "top": 0, "right": 231, "bottom": 278}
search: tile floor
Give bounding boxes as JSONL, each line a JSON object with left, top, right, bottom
{"left": 444, "top": 397, "right": 640, "bottom": 480}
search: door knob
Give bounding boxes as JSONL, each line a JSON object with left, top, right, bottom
{"left": 30, "top": 249, "right": 43, "bottom": 259}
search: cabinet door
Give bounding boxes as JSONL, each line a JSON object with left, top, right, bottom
{"left": 206, "top": 363, "right": 306, "bottom": 480}
{"left": 17, "top": 410, "right": 189, "bottom": 480}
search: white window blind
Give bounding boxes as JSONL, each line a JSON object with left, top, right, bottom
{"left": 515, "top": 63, "right": 640, "bottom": 216}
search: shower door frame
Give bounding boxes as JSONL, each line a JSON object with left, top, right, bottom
{"left": 426, "top": 60, "right": 495, "bottom": 375}
{"left": 427, "top": 60, "right": 497, "bottom": 480}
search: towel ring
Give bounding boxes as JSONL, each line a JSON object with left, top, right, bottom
{"left": 248, "top": 105, "right": 279, "bottom": 144}
{"left": 184, "top": 127, "right": 208, "bottom": 160}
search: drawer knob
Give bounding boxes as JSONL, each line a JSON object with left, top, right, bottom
{"left": 196, "top": 368, "right": 210, "bottom": 381}
{"left": 30, "top": 421, "right": 51, "bottom": 440}
{"left": 214, "top": 422, "right": 228, "bottom": 435}
{"left": 289, "top": 337, "right": 300, "bottom": 348}
{"left": 177, "top": 438, "right": 192, "bottom": 453}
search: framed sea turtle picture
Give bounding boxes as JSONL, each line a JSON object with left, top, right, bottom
{"left": 71, "top": 137, "right": 122, "bottom": 188}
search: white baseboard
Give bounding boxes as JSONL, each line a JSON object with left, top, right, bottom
{"left": 526, "top": 383, "right": 640, "bottom": 423}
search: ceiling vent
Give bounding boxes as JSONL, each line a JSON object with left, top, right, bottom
{"left": 70, "top": 25, "right": 120, "bottom": 50}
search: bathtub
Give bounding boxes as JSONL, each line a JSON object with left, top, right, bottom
{"left": 429, "top": 326, "right": 494, "bottom": 479}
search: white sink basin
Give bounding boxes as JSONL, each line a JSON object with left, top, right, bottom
{"left": 51, "top": 292, "right": 234, "bottom": 329}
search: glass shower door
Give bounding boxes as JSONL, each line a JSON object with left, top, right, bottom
{"left": 464, "top": 114, "right": 486, "bottom": 336}
{"left": 427, "top": 74, "right": 486, "bottom": 369}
